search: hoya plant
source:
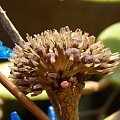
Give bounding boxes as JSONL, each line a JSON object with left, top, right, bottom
{"left": 0, "top": 4, "right": 120, "bottom": 120}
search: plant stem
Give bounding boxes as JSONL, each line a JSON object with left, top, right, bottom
{"left": 83, "top": 77, "right": 110, "bottom": 94}
{"left": 47, "top": 84, "right": 84, "bottom": 120}
{"left": 47, "top": 90, "right": 62, "bottom": 119}
{"left": 97, "top": 88, "right": 119, "bottom": 120}
{"left": 0, "top": 72, "right": 50, "bottom": 120}
{"left": 0, "top": 6, "right": 24, "bottom": 44}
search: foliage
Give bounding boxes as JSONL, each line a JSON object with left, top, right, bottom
{"left": 82, "top": 0, "right": 120, "bottom": 3}
{"left": 97, "top": 22, "right": 120, "bottom": 87}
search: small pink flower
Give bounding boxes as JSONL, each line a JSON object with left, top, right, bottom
{"left": 60, "top": 81, "right": 70, "bottom": 88}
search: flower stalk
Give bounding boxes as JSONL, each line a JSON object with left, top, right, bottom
{"left": 47, "top": 84, "right": 84, "bottom": 120}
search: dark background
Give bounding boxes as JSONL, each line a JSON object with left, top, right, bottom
{"left": 0, "top": 0, "right": 120, "bottom": 47}
{"left": 0, "top": 0, "right": 120, "bottom": 120}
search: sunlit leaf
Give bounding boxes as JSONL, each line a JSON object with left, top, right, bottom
{"left": 97, "top": 22, "right": 120, "bottom": 87}
{"left": 0, "top": 62, "right": 48, "bottom": 100}
{"left": 81, "top": 0, "right": 120, "bottom": 3}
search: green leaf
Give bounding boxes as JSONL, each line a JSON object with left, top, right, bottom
{"left": 81, "top": 0, "right": 120, "bottom": 3}
{"left": 0, "top": 62, "right": 48, "bottom": 100}
{"left": 97, "top": 22, "right": 120, "bottom": 87}
{"left": 0, "top": 84, "right": 48, "bottom": 100}
{"left": 109, "top": 65, "right": 120, "bottom": 86}
{"left": 97, "top": 22, "right": 120, "bottom": 53}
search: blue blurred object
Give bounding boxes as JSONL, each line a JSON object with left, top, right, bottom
{"left": 48, "top": 106, "right": 58, "bottom": 120}
{"left": 0, "top": 41, "right": 3, "bottom": 46}
{"left": 10, "top": 111, "right": 21, "bottom": 120}
{"left": 0, "top": 40, "right": 13, "bottom": 59}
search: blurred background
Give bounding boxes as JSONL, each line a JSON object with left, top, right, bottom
{"left": 0, "top": 0, "right": 120, "bottom": 120}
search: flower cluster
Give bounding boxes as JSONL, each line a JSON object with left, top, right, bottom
{"left": 10, "top": 26, "right": 119, "bottom": 96}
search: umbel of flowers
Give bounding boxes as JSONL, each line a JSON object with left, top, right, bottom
{"left": 10, "top": 26, "right": 119, "bottom": 120}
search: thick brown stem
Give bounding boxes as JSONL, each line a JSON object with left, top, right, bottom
{"left": 0, "top": 72, "right": 50, "bottom": 120}
{"left": 47, "top": 90, "right": 61, "bottom": 119}
{"left": 47, "top": 84, "right": 84, "bottom": 120}
{"left": 0, "top": 6, "right": 24, "bottom": 44}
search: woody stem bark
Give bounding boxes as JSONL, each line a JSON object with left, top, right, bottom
{"left": 47, "top": 84, "right": 84, "bottom": 120}
{"left": 0, "top": 6, "right": 24, "bottom": 44}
